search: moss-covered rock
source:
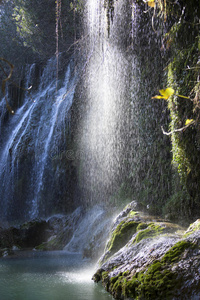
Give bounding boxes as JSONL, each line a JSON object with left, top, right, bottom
{"left": 93, "top": 207, "right": 200, "bottom": 300}
{"left": 162, "top": 0, "right": 200, "bottom": 222}
{"left": 183, "top": 219, "right": 200, "bottom": 238}
{"left": 99, "top": 201, "right": 184, "bottom": 266}
{"left": 35, "top": 228, "right": 73, "bottom": 251}
{"left": 134, "top": 223, "right": 164, "bottom": 244}
{"left": 106, "top": 220, "right": 139, "bottom": 254}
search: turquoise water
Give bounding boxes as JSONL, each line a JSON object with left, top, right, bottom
{"left": 0, "top": 251, "right": 113, "bottom": 300}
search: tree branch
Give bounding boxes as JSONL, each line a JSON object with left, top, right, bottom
{"left": 161, "top": 121, "right": 195, "bottom": 136}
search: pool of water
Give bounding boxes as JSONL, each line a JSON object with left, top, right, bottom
{"left": 0, "top": 251, "right": 114, "bottom": 300}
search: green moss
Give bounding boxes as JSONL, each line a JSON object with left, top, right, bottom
{"left": 136, "top": 222, "right": 148, "bottom": 231}
{"left": 106, "top": 220, "right": 138, "bottom": 255}
{"left": 122, "top": 270, "right": 130, "bottom": 276}
{"left": 134, "top": 223, "right": 164, "bottom": 244}
{"left": 110, "top": 260, "right": 180, "bottom": 300}
{"left": 184, "top": 219, "right": 200, "bottom": 237}
{"left": 105, "top": 238, "right": 198, "bottom": 299}
{"left": 109, "top": 273, "right": 128, "bottom": 299}
{"left": 163, "top": 189, "right": 191, "bottom": 223}
{"left": 167, "top": 61, "right": 193, "bottom": 186}
{"left": 102, "top": 271, "right": 109, "bottom": 280}
{"left": 102, "top": 271, "right": 110, "bottom": 290}
{"left": 128, "top": 211, "right": 139, "bottom": 217}
{"left": 161, "top": 240, "right": 195, "bottom": 264}
{"left": 110, "top": 276, "right": 118, "bottom": 285}
{"left": 162, "top": 2, "right": 200, "bottom": 221}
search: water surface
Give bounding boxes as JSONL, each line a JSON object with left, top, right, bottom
{"left": 0, "top": 251, "right": 114, "bottom": 300}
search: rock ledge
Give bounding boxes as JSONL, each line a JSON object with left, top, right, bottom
{"left": 93, "top": 202, "right": 200, "bottom": 300}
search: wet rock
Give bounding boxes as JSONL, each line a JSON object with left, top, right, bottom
{"left": 0, "top": 226, "right": 20, "bottom": 249}
{"left": 36, "top": 207, "right": 83, "bottom": 251}
{"left": 63, "top": 205, "right": 114, "bottom": 259}
{"left": 18, "top": 219, "right": 51, "bottom": 248}
{"left": 0, "top": 208, "right": 84, "bottom": 253}
{"left": 0, "top": 248, "right": 15, "bottom": 258}
{"left": 0, "top": 219, "right": 51, "bottom": 251}
{"left": 93, "top": 201, "right": 200, "bottom": 299}
{"left": 0, "top": 206, "right": 113, "bottom": 260}
{"left": 184, "top": 219, "right": 200, "bottom": 237}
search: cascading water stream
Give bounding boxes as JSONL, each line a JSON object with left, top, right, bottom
{"left": 0, "top": 0, "right": 146, "bottom": 224}
{"left": 30, "top": 64, "right": 76, "bottom": 218}
{"left": 78, "top": 0, "right": 139, "bottom": 204}
{"left": 0, "top": 0, "right": 168, "bottom": 239}
{"left": 0, "top": 57, "right": 77, "bottom": 221}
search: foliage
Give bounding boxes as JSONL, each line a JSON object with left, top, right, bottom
{"left": 69, "top": 0, "right": 84, "bottom": 13}
{"left": 13, "top": 0, "right": 60, "bottom": 57}
{"left": 152, "top": 87, "right": 174, "bottom": 100}
{"left": 185, "top": 119, "right": 194, "bottom": 126}
{"left": 152, "top": 87, "right": 190, "bottom": 100}
{"left": 0, "top": 0, "right": 79, "bottom": 67}
{"left": 0, "top": 0, "right": 83, "bottom": 113}
{"left": 146, "top": 0, "right": 155, "bottom": 8}
{"left": 145, "top": 0, "right": 200, "bottom": 218}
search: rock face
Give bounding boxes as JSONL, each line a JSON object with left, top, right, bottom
{"left": 93, "top": 202, "right": 200, "bottom": 299}
{"left": 0, "top": 207, "right": 86, "bottom": 256}
{"left": 0, "top": 219, "right": 51, "bottom": 253}
{"left": 0, "top": 205, "right": 113, "bottom": 260}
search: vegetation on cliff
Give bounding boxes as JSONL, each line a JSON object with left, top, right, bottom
{"left": 104, "top": 0, "right": 200, "bottom": 222}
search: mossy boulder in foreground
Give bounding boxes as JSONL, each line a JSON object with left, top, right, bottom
{"left": 93, "top": 202, "right": 200, "bottom": 299}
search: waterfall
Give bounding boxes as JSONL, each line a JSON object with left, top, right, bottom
{"left": 0, "top": 57, "right": 77, "bottom": 222}
{"left": 0, "top": 0, "right": 171, "bottom": 224}
{"left": 77, "top": 0, "right": 139, "bottom": 204}
{"left": 74, "top": 0, "right": 170, "bottom": 213}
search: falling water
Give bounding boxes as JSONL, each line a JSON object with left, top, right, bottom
{"left": 78, "top": 0, "right": 139, "bottom": 204}
{"left": 75, "top": 0, "right": 171, "bottom": 213}
{"left": 0, "top": 57, "right": 77, "bottom": 222}
{"left": 0, "top": 0, "right": 170, "bottom": 223}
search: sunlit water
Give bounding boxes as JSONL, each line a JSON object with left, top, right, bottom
{"left": 0, "top": 251, "right": 114, "bottom": 300}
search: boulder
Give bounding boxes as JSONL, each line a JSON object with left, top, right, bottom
{"left": 93, "top": 202, "right": 200, "bottom": 299}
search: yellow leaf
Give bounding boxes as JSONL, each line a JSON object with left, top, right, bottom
{"left": 152, "top": 95, "right": 165, "bottom": 99}
{"left": 152, "top": 87, "right": 174, "bottom": 100}
{"left": 185, "top": 119, "right": 194, "bottom": 125}
{"left": 147, "top": 0, "right": 155, "bottom": 7}
{"left": 159, "top": 87, "right": 174, "bottom": 99}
